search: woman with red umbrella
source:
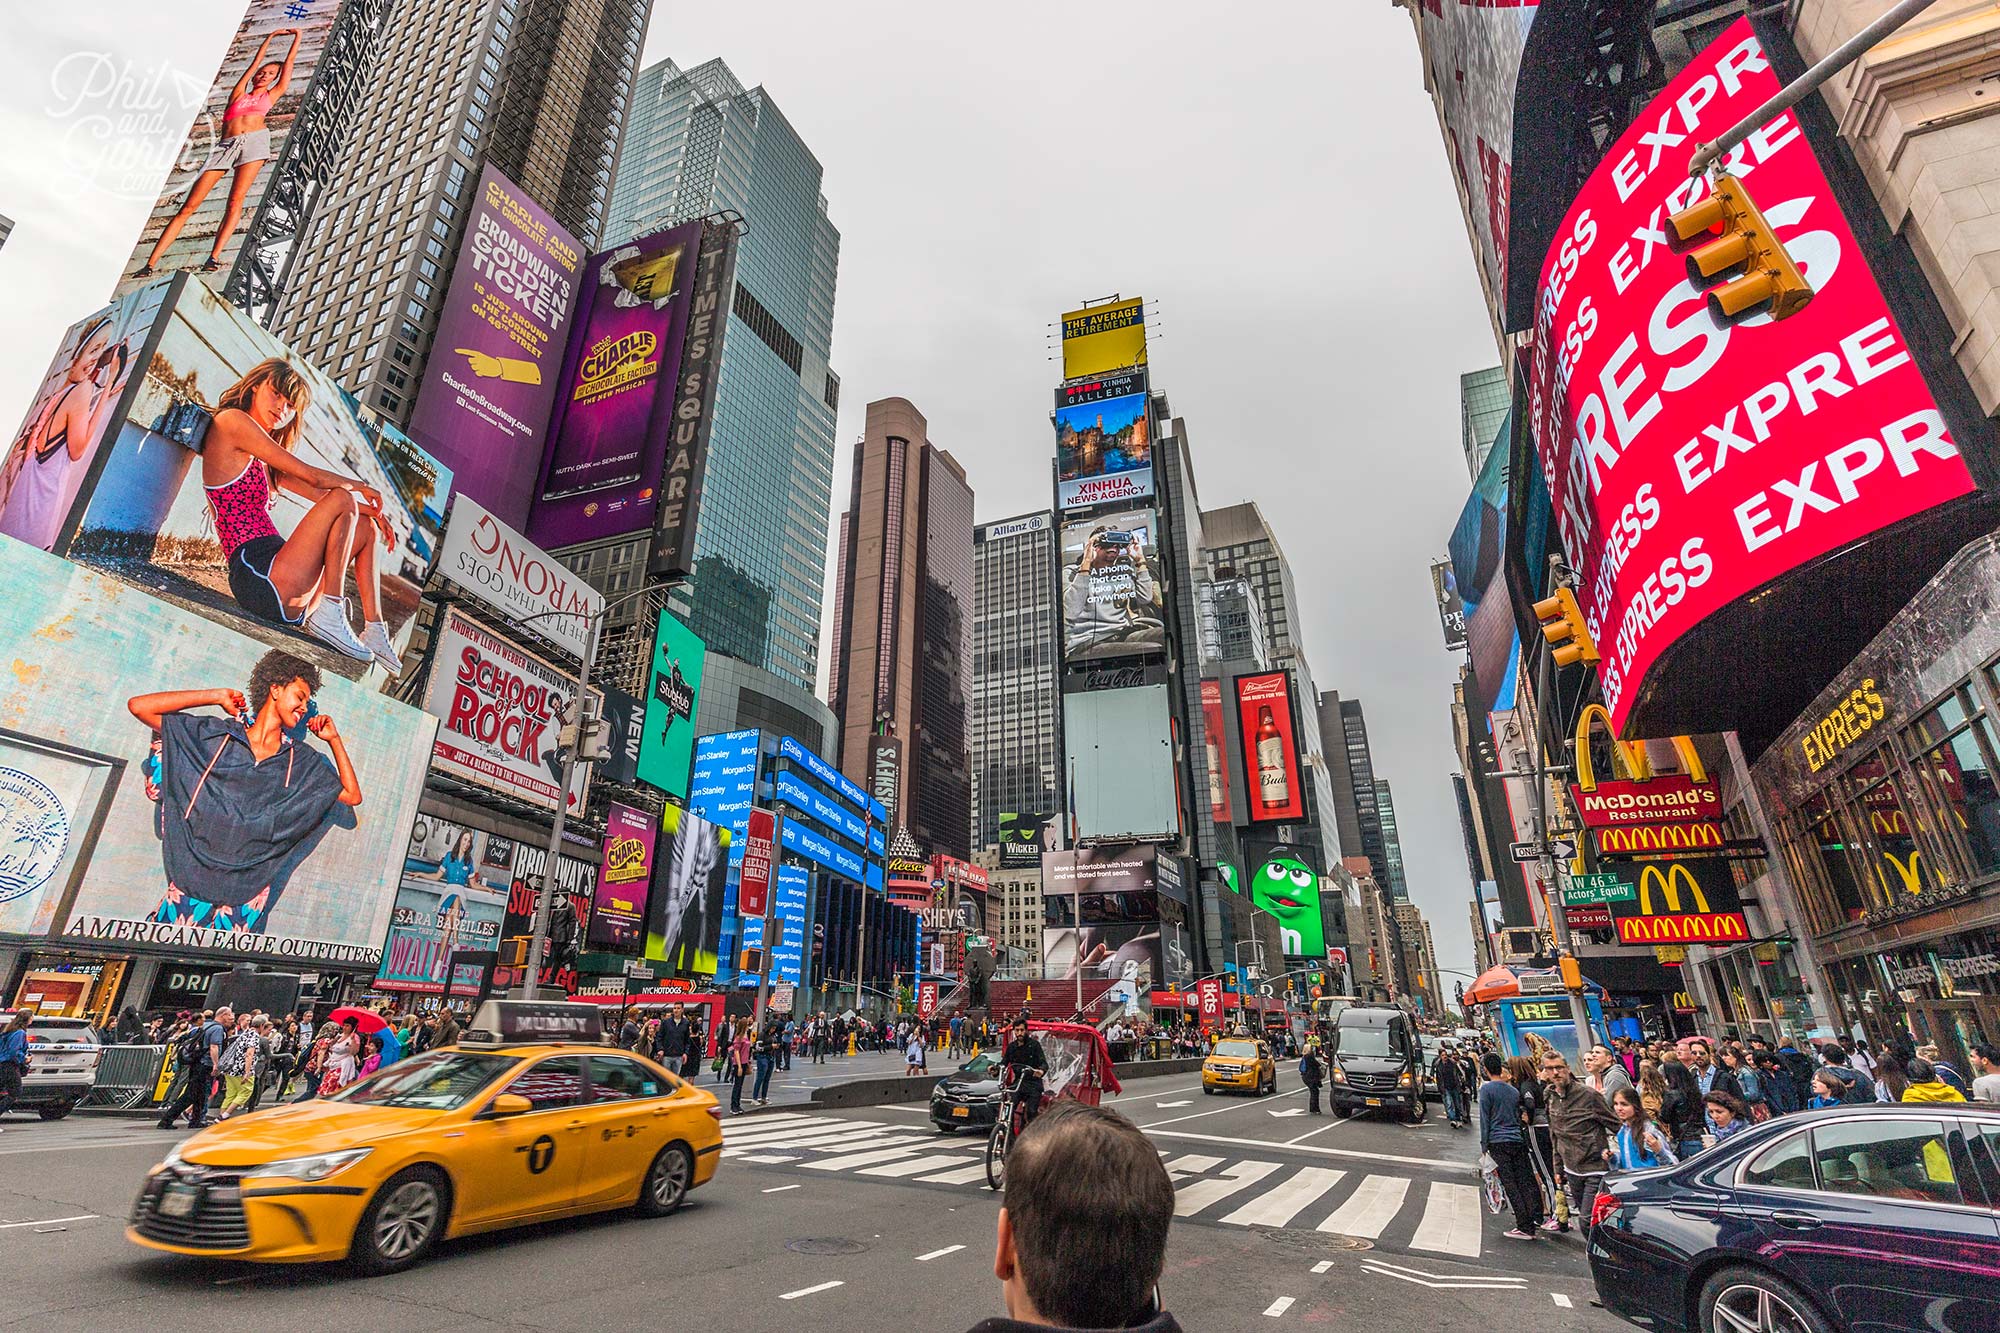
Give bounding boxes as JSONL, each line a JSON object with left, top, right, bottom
{"left": 317, "top": 1008, "right": 384, "bottom": 1097}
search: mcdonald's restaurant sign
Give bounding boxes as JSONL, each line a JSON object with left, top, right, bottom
{"left": 1672, "top": 990, "right": 1698, "bottom": 1013}
{"left": 1595, "top": 821, "right": 1726, "bottom": 855}
{"left": 1571, "top": 776, "right": 1722, "bottom": 829}
{"left": 1612, "top": 859, "right": 1748, "bottom": 945}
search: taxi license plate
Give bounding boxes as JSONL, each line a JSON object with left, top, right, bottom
{"left": 1365, "top": 1097, "right": 1383, "bottom": 1107}
{"left": 950, "top": 1106, "right": 969, "bottom": 1117}
{"left": 160, "top": 1184, "right": 199, "bottom": 1218}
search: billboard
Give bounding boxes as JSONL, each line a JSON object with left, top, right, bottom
{"left": 1524, "top": 19, "right": 1979, "bottom": 731}
{"left": 116, "top": 2, "right": 344, "bottom": 296}
{"left": 690, "top": 729, "right": 761, "bottom": 836}
{"left": 1, "top": 284, "right": 166, "bottom": 552}
{"left": 1243, "top": 842, "right": 1328, "bottom": 960}
{"left": 643, "top": 803, "right": 729, "bottom": 976}
{"left": 1236, "top": 671, "right": 1305, "bottom": 823}
{"left": 0, "top": 539, "right": 436, "bottom": 965}
{"left": 436, "top": 494, "right": 600, "bottom": 658}
{"left": 737, "top": 807, "right": 777, "bottom": 919}
{"left": 375, "top": 816, "right": 509, "bottom": 995}
{"left": 1063, "top": 685, "right": 1178, "bottom": 841}
{"left": 1060, "top": 299, "right": 1147, "bottom": 380}
{"left": 1611, "top": 860, "right": 1748, "bottom": 946}
{"left": 1570, "top": 776, "right": 1723, "bottom": 830}
{"left": 998, "top": 811, "right": 1052, "bottom": 869}
{"left": 739, "top": 863, "right": 807, "bottom": 987}
{"left": 1199, "top": 678, "right": 1231, "bottom": 824}
{"left": 45, "top": 276, "right": 449, "bottom": 684}
{"left": 636, "top": 610, "right": 706, "bottom": 800}
{"left": 527, "top": 220, "right": 702, "bottom": 548}
{"left": 1060, "top": 508, "right": 1164, "bottom": 661}
{"left": 1042, "top": 845, "right": 1159, "bottom": 990}
{"left": 649, "top": 219, "right": 738, "bottom": 580}
{"left": 1055, "top": 391, "right": 1153, "bottom": 511}
{"left": 780, "top": 735, "right": 884, "bottom": 823}
{"left": 586, "top": 802, "right": 656, "bottom": 952}
{"left": 495, "top": 838, "right": 596, "bottom": 996}
{"left": 405, "top": 165, "right": 584, "bottom": 529}
{"left": 424, "top": 607, "right": 594, "bottom": 813}
{"left": 1431, "top": 559, "right": 1468, "bottom": 651}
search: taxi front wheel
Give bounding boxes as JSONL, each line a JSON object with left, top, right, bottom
{"left": 351, "top": 1167, "right": 447, "bottom": 1275}
{"left": 637, "top": 1143, "right": 694, "bottom": 1217}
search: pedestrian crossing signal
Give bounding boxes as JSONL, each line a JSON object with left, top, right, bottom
{"left": 1670, "top": 173, "right": 1812, "bottom": 321}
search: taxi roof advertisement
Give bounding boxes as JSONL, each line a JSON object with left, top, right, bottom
{"left": 1524, "top": 18, "right": 1981, "bottom": 734}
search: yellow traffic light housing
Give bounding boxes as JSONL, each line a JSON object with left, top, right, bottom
{"left": 1532, "top": 587, "right": 1600, "bottom": 669}
{"left": 1558, "top": 955, "right": 1584, "bottom": 990}
{"left": 1670, "top": 173, "right": 1812, "bottom": 321}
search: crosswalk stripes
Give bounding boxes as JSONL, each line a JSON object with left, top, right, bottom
{"left": 721, "top": 1114, "right": 1492, "bottom": 1258}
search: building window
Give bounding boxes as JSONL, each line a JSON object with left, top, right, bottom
{"left": 1913, "top": 685, "right": 2000, "bottom": 879}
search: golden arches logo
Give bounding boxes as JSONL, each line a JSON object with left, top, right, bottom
{"left": 1571, "top": 705, "right": 1709, "bottom": 791}
{"left": 1597, "top": 822, "right": 1725, "bottom": 853}
{"left": 1882, "top": 851, "right": 1924, "bottom": 895}
{"left": 1638, "top": 863, "right": 1711, "bottom": 916}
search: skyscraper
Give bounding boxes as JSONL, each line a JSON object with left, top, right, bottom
{"left": 970, "top": 511, "right": 1060, "bottom": 852}
{"left": 1375, "top": 778, "right": 1410, "bottom": 902}
{"left": 273, "top": 0, "right": 647, "bottom": 424}
{"left": 600, "top": 57, "right": 841, "bottom": 691}
{"left": 830, "top": 398, "right": 973, "bottom": 859}
{"left": 1460, "top": 365, "right": 1509, "bottom": 479}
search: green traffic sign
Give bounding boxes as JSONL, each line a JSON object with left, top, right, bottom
{"left": 1561, "top": 874, "right": 1636, "bottom": 906}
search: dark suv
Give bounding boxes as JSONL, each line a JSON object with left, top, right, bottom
{"left": 1327, "top": 1005, "right": 1424, "bottom": 1122}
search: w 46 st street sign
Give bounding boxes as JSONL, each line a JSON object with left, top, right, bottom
{"left": 1560, "top": 873, "right": 1635, "bottom": 907}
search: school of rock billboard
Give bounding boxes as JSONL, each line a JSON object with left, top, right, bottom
{"left": 423, "top": 606, "right": 595, "bottom": 813}
{"left": 1524, "top": 19, "right": 1980, "bottom": 733}
{"left": 0, "top": 539, "right": 436, "bottom": 966}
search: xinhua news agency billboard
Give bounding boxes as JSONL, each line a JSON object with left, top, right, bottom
{"left": 1523, "top": 18, "right": 1986, "bottom": 735}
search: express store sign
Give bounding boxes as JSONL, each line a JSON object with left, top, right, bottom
{"left": 1525, "top": 19, "right": 1976, "bottom": 730}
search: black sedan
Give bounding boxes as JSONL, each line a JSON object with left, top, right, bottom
{"left": 1588, "top": 1104, "right": 2000, "bottom": 1333}
{"left": 929, "top": 1052, "right": 1003, "bottom": 1132}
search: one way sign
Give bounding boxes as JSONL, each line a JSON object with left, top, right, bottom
{"left": 1510, "top": 838, "right": 1576, "bottom": 862}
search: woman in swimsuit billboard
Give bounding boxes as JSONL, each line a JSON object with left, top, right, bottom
{"left": 201, "top": 357, "right": 402, "bottom": 669}
{"left": 0, "top": 315, "right": 135, "bottom": 549}
{"left": 136, "top": 27, "right": 301, "bottom": 278}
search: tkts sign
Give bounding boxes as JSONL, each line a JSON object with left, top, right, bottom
{"left": 1571, "top": 776, "right": 1721, "bottom": 829}
{"left": 1612, "top": 860, "right": 1748, "bottom": 944}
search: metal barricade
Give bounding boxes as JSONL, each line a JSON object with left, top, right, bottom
{"left": 84, "top": 1044, "right": 169, "bottom": 1108}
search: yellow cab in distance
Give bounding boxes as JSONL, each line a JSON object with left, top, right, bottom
{"left": 128, "top": 1000, "right": 722, "bottom": 1273}
{"left": 1201, "top": 1033, "right": 1277, "bottom": 1096}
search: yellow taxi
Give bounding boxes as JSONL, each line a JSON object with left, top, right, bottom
{"left": 1202, "top": 1034, "right": 1278, "bottom": 1096}
{"left": 127, "top": 1002, "right": 721, "bottom": 1273}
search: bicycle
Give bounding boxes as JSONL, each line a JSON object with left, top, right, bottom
{"left": 985, "top": 1067, "right": 1039, "bottom": 1190}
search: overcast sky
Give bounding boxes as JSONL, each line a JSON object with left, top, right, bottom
{"left": 0, "top": 2, "right": 1499, "bottom": 985}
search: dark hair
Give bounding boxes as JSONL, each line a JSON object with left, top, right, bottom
{"left": 1611, "top": 1085, "right": 1649, "bottom": 1127}
{"left": 1906, "top": 1058, "right": 1937, "bottom": 1084}
{"left": 1704, "top": 1090, "right": 1750, "bottom": 1120}
{"left": 1975, "top": 1043, "right": 2000, "bottom": 1066}
{"left": 1821, "top": 1045, "right": 1850, "bottom": 1065}
{"left": 1003, "top": 1103, "right": 1172, "bottom": 1328}
{"left": 249, "top": 650, "right": 322, "bottom": 712}
{"left": 1482, "top": 1052, "right": 1505, "bottom": 1077}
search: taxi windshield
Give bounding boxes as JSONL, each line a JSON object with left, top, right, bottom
{"left": 333, "top": 1050, "right": 518, "bottom": 1110}
{"left": 1214, "top": 1040, "right": 1259, "bottom": 1058}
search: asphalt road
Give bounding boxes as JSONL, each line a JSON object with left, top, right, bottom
{"left": 0, "top": 1073, "right": 1629, "bottom": 1332}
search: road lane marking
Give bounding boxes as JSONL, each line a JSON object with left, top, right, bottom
{"left": 914, "top": 1162, "right": 993, "bottom": 1185}
{"left": 1155, "top": 1100, "right": 1192, "bottom": 1108}
{"left": 1143, "top": 1128, "right": 1472, "bottom": 1173}
{"left": 1263, "top": 1297, "right": 1294, "bottom": 1318}
{"left": 1316, "top": 1175, "right": 1409, "bottom": 1238}
{"left": 724, "top": 1125, "right": 901, "bottom": 1151}
{"left": 800, "top": 1141, "right": 937, "bottom": 1171}
{"left": 858, "top": 1154, "right": 971, "bottom": 1178}
{"left": 1310, "top": 1261, "right": 1333, "bottom": 1274}
{"left": 1408, "top": 1181, "right": 1483, "bottom": 1257}
{"left": 1282, "top": 1119, "right": 1349, "bottom": 1147}
{"left": 724, "top": 1119, "right": 886, "bottom": 1143}
{"left": 1359, "top": 1258, "right": 1525, "bottom": 1287}
{"left": 733, "top": 1154, "right": 799, "bottom": 1164}
{"left": 1175, "top": 1160, "right": 1282, "bottom": 1216}
{"left": 1159, "top": 1153, "right": 1225, "bottom": 1177}
{"left": 1221, "top": 1167, "right": 1346, "bottom": 1229}
{"left": 916, "top": 1244, "right": 965, "bottom": 1261}
{"left": 0, "top": 1214, "right": 97, "bottom": 1230}
{"left": 1552, "top": 1294, "right": 1574, "bottom": 1308}
{"left": 761, "top": 1184, "right": 801, "bottom": 1193}
{"left": 0, "top": 1137, "right": 168, "bottom": 1156}
{"left": 1141, "top": 1087, "right": 1305, "bottom": 1130}
{"left": 779, "top": 1281, "right": 844, "bottom": 1300}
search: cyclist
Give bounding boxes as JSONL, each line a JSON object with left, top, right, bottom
{"left": 1000, "top": 1013, "right": 1049, "bottom": 1138}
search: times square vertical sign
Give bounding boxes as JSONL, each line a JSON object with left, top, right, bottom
{"left": 1524, "top": 18, "right": 1978, "bottom": 731}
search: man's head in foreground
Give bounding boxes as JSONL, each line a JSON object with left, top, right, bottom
{"left": 993, "top": 1101, "right": 1174, "bottom": 1328}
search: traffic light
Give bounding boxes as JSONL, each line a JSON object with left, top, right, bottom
{"left": 1669, "top": 173, "right": 1812, "bottom": 321}
{"left": 1558, "top": 955, "right": 1584, "bottom": 990}
{"left": 1532, "top": 587, "right": 1600, "bottom": 668}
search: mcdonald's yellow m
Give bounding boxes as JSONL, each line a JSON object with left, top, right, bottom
{"left": 1638, "top": 863, "right": 1711, "bottom": 916}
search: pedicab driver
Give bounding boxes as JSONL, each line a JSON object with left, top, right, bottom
{"left": 1001, "top": 1013, "right": 1049, "bottom": 1136}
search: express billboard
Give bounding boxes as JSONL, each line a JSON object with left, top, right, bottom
{"left": 1060, "top": 508, "right": 1164, "bottom": 662}
{"left": 1062, "top": 686, "right": 1178, "bottom": 841}
{"left": 424, "top": 607, "right": 594, "bottom": 813}
{"left": 636, "top": 610, "right": 706, "bottom": 801}
{"left": 31, "top": 275, "right": 450, "bottom": 685}
{"left": 527, "top": 220, "right": 702, "bottom": 549}
{"left": 375, "top": 816, "right": 509, "bottom": 995}
{"left": 116, "top": 2, "right": 343, "bottom": 296}
{"left": 1236, "top": 671, "right": 1305, "bottom": 823}
{"left": 436, "top": 494, "right": 601, "bottom": 658}
{"left": 1059, "top": 299, "right": 1147, "bottom": 380}
{"left": 405, "top": 165, "right": 583, "bottom": 529}
{"left": 0, "top": 539, "right": 436, "bottom": 966}
{"left": 587, "top": 802, "right": 656, "bottom": 952}
{"left": 1524, "top": 19, "right": 1980, "bottom": 732}
{"left": 643, "top": 803, "right": 729, "bottom": 976}
{"left": 1055, "top": 391, "right": 1153, "bottom": 511}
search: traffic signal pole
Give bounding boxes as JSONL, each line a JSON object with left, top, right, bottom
{"left": 1533, "top": 556, "right": 1597, "bottom": 1058}
{"left": 1687, "top": 0, "right": 1939, "bottom": 176}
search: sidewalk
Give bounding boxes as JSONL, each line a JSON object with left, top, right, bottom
{"left": 706, "top": 1046, "right": 971, "bottom": 1115}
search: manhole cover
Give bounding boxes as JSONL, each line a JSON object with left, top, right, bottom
{"left": 1321, "top": 1234, "right": 1374, "bottom": 1251}
{"left": 1251, "top": 1227, "right": 1374, "bottom": 1256}
{"left": 786, "top": 1237, "right": 871, "bottom": 1256}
